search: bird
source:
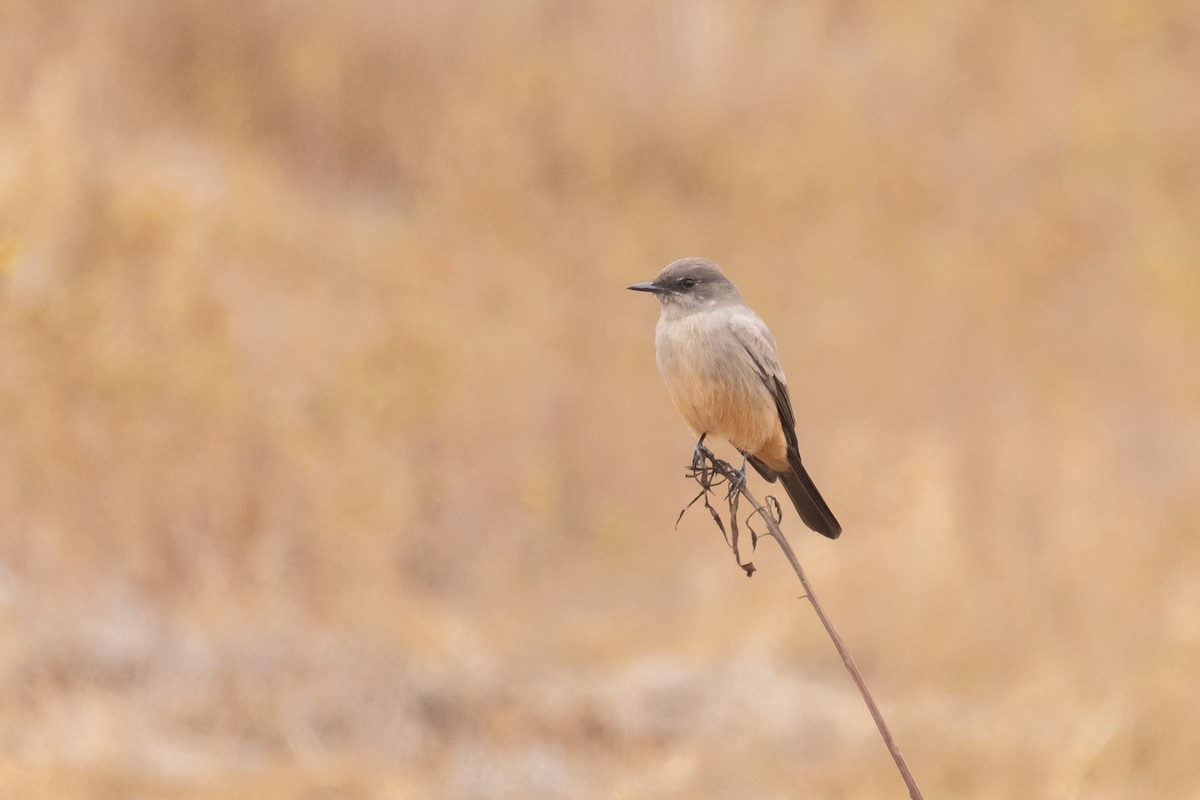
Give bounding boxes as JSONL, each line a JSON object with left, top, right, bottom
{"left": 628, "top": 257, "right": 841, "bottom": 539}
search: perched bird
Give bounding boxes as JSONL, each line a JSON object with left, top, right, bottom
{"left": 628, "top": 257, "right": 841, "bottom": 539}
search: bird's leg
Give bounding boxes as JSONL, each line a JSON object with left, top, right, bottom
{"left": 690, "top": 433, "right": 710, "bottom": 473}
{"left": 728, "top": 452, "right": 749, "bottom": 496}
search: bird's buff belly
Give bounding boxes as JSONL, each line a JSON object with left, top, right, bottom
{"left": 659, "top": 360, "right": 778, "bottom": 455}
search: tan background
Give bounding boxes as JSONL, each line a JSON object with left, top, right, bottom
{"left": 1, "top": 2, "right": 1198, "bottom": 798}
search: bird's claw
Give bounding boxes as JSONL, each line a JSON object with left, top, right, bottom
{"left": 727, "top": 457, "right": 748, "bottom": 496}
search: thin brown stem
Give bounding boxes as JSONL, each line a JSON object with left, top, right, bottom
{"left": 686, "top": 448, "right": 924, "bottom": 800}
{"left": 741, "top": 483, "right": 923, "bottom": 800}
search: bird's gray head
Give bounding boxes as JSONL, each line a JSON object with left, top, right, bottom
{"left": 627, "top": 257, "right": 743, "bottom": 314}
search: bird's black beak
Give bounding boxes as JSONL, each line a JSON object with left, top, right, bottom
{"left": 627, "top": 281, "right": 664, "bottom": 294}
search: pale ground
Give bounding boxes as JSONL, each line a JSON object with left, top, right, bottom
{"left": 1, "top": 2, "right": 1199, "bottom": 798}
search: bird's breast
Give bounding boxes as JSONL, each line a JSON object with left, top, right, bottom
{"left": 654, "top": 312, "right": 780, "bottom": 454}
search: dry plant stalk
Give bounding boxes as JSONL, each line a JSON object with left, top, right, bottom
{"left": 680, "top": 440, "right": 924, "bottom": 800}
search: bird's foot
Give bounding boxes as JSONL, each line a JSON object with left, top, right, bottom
{"left": 690, "top": 433, "right": 712, "bottom": 473}
{"left": 727, "top": 455, "right": 748, "bottom": 496}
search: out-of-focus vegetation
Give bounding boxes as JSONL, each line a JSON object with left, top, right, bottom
{"left": 1, "top": 1, "right": 1198, "bottom": 797}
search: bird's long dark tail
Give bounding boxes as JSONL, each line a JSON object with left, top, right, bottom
{"left": 780, "top": 453, "right": 842, "bottom": 539}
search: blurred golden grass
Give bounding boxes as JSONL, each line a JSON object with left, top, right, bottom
{"left": 1, "top": 0, "right": 1199, "bottom": 797}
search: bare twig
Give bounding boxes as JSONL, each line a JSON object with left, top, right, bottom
{"left": 683, "top": 444, "right": 924, "bottom": 800}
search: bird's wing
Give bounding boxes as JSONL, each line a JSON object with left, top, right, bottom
{"left": 730, "top": 313, "right": 842, "bottom": 538}
{"left": 729, "top": 313, "right": 800, "bottom": 455}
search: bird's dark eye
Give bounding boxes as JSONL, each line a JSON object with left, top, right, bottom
{"left": 681, "top": 277, "right": 698, "bottom": 289}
